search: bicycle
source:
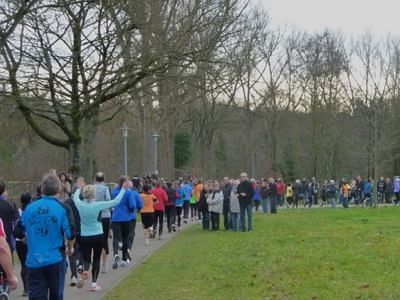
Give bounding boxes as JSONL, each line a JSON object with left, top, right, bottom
{"left": 0, "top": 273, "right": 10, "bottom": 300}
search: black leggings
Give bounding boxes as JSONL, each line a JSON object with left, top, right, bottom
{"left": 112, "top": 221, "right": 131, "bottom": 261}
{"left": 176, "top": 206, "right": 182, "bottom": 227}
{"left": 165, "top": 205, "right": 176, "bottom": 231}
{"left": 153, "top": 210, "right": 164, "bottom": 235}
{"left": 183, "top": 201, "right": 190, "bottom": 219}
{"left": 101, "top": 218, "right": 110, "bottom": 255}
{"left": 210, "top": 212, "right": 220, "bottom": 231}
{"left": 80, "top": 234, "right": 103, "bottom": 283}
{"left": 190, "top": 203, "right": 197, "bottom": 218}
{"left": 16, "top": 240, "right": 28, "bottom": 291}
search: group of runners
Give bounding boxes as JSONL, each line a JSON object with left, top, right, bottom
{"left": 1, "top": 170, "right": 399, "bottom": 299}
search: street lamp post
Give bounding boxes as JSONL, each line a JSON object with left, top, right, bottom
{"left": 122, "top": 123, "right": 129, "bottom": 176}
{"left": 152, "top": 132, "right": 160, "bottom": 175}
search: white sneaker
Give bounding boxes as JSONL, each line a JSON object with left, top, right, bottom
{"left": 178, "top": 226, "right": 182, "bottom": 231}
{"left": 120, "top": 259, "right": 131, "bottom": 267}
{"left": 100, "top": 264, "right": 108, "bottom": 274}
{"left": 70, "top": 276, "right": 77, "bottom": 287}
{"left": 145, "top": 238, "right": 149, "bottom": 246}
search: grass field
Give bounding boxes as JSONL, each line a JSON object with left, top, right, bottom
{"left": 104, "top": 207, "right": 400, "bottom": 300}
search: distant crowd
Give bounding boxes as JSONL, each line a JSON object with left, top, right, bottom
{"left": 0, "top": 170, "right": 398, "bottom": 299}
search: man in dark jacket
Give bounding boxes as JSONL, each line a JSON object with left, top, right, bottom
{"left": 0, "top": 181, "right": 19, "bottom": 258}
{"left": 222, "top": 177, "right": 232, "bottom": 230}
{"left": 237, "top": 173, "right": 255, "bottom": 232}
{"left": 268, "top": 178, "right": 278, "bottom": 214}
{"left": 64, "top": 195, "right": 82, "bottom": 286}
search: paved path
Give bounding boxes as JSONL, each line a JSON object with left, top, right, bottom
{"left": 11, "top": 220, "right": 196, "bottom": 300}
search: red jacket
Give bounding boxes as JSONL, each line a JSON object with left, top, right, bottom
{"left": 276, "top": 182, "right": 286, "bottom": 196}
{"left": 151, "top": 187, "right": 168, "bottom": 211}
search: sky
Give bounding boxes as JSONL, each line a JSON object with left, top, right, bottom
{"left": 262, "top": 0, "right": 400, "bottom": 37}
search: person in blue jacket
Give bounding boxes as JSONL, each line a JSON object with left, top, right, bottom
{"left": 180, "top": 181, "right": 193, "bottom": 224}
{"left": 22, "top": 173, "right": 76, "bottom": 300}
{"left": 111, "top": 176, "right": 143, "bottom": 269}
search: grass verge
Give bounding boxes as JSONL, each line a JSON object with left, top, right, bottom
{"left": 104, "top": 207, "right": 400, "bottom": 300}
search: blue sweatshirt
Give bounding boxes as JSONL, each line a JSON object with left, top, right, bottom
{"left": 74, "top": 188, "right": 126, "bottom": 237}
{"left": 181, "top": 184, "right": 193, "bottom": 202}
{"left": 111, "top": 187, "right": 143, "bottom": 222}
{"left": 22, "top": 196, "right": 75, "bottom": 268}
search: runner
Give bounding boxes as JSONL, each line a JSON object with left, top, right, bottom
{"left": 73, "top": 177, "right": 129, "bottom": 291}
{"left": 111, "top": 176, "right": 143, "bottom": 269}
{"left": 165, "top": 182, "right": 178, "bottom": 233}
{"left": 222, "top": 177, "right": 232, "bottom": 230}
{"left": 94, "top": 172, "right": 112, "bottom": 274}
{"left": 22, "top": 173, "right": 75, "bottom": 300}
{"left": 13, "top": 193, "right": 32, "bottom": 296}
{"left": 181, "top": 180, "right": 193, "bottom": 224}
{"left": 175, "top": 182, "right": 184, "bottom": 231}
{"left": 151, "top": 182, "right": 168, "bottom": 240}
{"left": 140, "top": 185, "right": 157, "bottom": 246}
{"left": 0, "top": 217, "right": 18, "bottom": 297}
{"left": 194, "top": 179, "right": 204, "bottom": 221}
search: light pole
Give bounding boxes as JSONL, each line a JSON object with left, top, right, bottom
{"left": 122, "top": 123, "right": 129, "bottom": 176}
{"left": 152, "top": 132, "right": 160, "bottom": 175}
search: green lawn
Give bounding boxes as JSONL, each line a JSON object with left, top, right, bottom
{"left": 105, "top": 207, "right": 400, "bottom": 300}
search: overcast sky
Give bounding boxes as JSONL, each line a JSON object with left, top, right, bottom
{"left": 262, "top": 0, "right": 400, "bottom": 37}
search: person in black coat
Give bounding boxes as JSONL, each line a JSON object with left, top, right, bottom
{"left": 222, "top": 178, "right": 232, "bottom": 230}
{"left": 198, "top": 183, "right": 210, "bottom": 230}
{"left": 268, "top": 178, "right": 278, "bottom": 214}
{"left": 64, "top": 195, "right": 82, "bottom": 286}
{"left": 237, "top": 173, "right": 255, "bottom": 232}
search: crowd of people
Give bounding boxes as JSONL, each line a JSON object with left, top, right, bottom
{"left": 0, "top": 170, "right": 399, "bottom": 299}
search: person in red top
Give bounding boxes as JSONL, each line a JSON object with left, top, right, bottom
{"left": 151, "top": 182, "right": 168, "bottom": 240}
{"left": 0, "top": 218, "right": 18, "bottom": 293}
{"left": 276, "top": 179, "right": 286, "bottom": 207}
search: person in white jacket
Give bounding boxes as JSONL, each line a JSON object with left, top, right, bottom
{"left": 207, "top": 182, "right": 224, "bottom": 231}
{"left": 230, "top": 181, "right": 241, "bottom": 231}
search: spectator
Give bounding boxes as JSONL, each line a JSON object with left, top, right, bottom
{"left": 207, "top": 182, "right": 223, "bottom": 231}
{"left": 229, "top": 181, "right": 241, "bottom": 231}
{"left": 385, "top": 178, "right": 393, "bottom": 204}
{"left": 222, "top": 177, "right": 232, "bottom": 230}
{"left": 268, "top": 178, "right": 278, "bottom": 214}
{"left": 276, "top": 179, "right": 286, "bottom": 207}
{"left": 260, "top": 180, "right": 269, "bottom": 213}
{"left": 376, "top": 177, "right": 386, "bottom": 204}
{"left": 326, "top": 179, "right": 337, "bottom": 208}
{"left": 341, "top": 180, "right": 350, "bottom": 208}
{"left": 237, "top": 172, "right": 255, "bottom": 232}
{"left": 198, "top": 183, "right": 210, "bottom": 230}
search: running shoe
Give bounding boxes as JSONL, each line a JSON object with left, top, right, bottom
{"left": 112, "top": 255, "right": 120, "bottom": 269}
{"left": 120, "top": 259, "right": 131, "bottom": 267}
{"left": 145, "top": 238, "right": 150, "bottom": 245}
{"left": 22, "top": 290, "right": 28, "bottom": 297}
{"left": 100, "top": 263, "right": 108, "bottom": 274}
{"left": 158, "top": 235, "right": 163, "bottom": 240}
{"left": 77, "top": 264, "right": 83, "bottom": 274}
{"left": 77, "top": 271, "right": 89, "bottom": 289}
{"left": 70, "top": 276, "right": 77, "bottom": 287}
{"left": 90, "top": 283, "right": 101, "bottom": 292}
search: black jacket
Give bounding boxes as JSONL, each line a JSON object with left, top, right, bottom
{"left": 64, "top": 198, "right": 81, "bottom": 238}
{"left": 237, "top": 180, "right": 254, "bottom": 206}
{"left": 198, "top": 190, "right": 209, "bottom": 213}
{"left": 222, "top": 184, "right": 232, "bottom": 205}
{"left": 0, "top": 197, "right": 19, "bottom": 250}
